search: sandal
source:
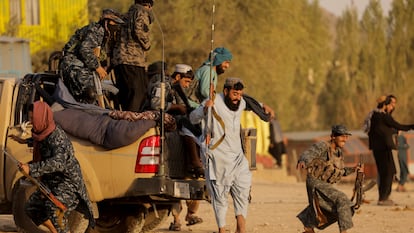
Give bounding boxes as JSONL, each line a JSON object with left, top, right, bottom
{"left": 185, "top": 215, "right": 203, "bottom": 226}
{"left": 169, "top": 222, "right": 181, "bottom": 231}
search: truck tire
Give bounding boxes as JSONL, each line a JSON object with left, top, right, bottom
{"left": 94, "top": 205, "right": 145, "bottom": 233}
{"left": 68, "top": 210, "right": 90, "bottom": 233}
{"left": 140, "top": 205, "right": 170, "bottom": 233}
{"left": 12, "top": 178, "right": 91, "bottom": 233}
{"left": 12, "top": 178, "right": 49, "bottom": 233}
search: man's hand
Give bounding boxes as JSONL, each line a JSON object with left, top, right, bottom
{"left": 263, "top": 104, "right": 275, "bottom": 119}
{"left": 203, "top": 100, "right": 214, "bottom": 114}
{"left": 96, "top": 66, "right": 108, "bottom": 80}
{"left": 20, "top": 163, "right": 30, "bottom": 175}
{"left": 297, "top": 161, "right": 306, "bottom": 170}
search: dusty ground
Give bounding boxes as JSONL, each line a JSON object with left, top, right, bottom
{"left": 1, "top": 167, "right": 414, "bottom": 233}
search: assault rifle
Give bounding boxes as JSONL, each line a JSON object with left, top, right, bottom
{"left": 351, "top": 154, "right": 376, "bottom": 210}
{"left": 4, "top": 150, "right": 68, "bottom": 212}
{"left": 93, "top": 47, "right": 105, "bottom": 108}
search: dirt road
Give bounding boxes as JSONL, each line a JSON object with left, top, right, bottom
{"left": 1, "top": 168, "right": 414, "bottom": 233}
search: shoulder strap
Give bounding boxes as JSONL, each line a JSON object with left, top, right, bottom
{"left": 209, "top": 107, "right": 225, "bottom": 150}
{"left": 172, "top": 83, "right": 193, "bottom": 112}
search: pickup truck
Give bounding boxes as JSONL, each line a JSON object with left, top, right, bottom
{"left": 0, "top": 72, "right": 210, "bottom": 233}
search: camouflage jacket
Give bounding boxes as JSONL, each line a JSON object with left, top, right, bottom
{"left": 28, "top": 125, "right": 95, "bottom": 226}
{"left": 62, "top": 22, "right": 105, "bottom": 70}
{"left": 112, "top": 4, "right": 152, "bottom": 67}
{"left": 298, "top": 141, "right": 355, "bottom": 182}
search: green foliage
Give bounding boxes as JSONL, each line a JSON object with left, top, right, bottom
{"left": 27, "top": 0, "right": 414, "bottom": 131}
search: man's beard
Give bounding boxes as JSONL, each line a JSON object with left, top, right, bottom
{"left": 224, "top": 95, "right": 240, "bottom": 111}
{"left": 216, "top": 64, "right": 225, "bottom": 75}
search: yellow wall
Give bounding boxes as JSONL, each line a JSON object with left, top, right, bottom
{"left": 0, "top": 0, "right": 88, "bottom": 54}
{"left": 241, "top": 111, "right": 271, "bottom": 156}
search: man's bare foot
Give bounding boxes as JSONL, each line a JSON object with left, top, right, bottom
{"left": 303, "top": 227, "right": 315, "bottom": 233}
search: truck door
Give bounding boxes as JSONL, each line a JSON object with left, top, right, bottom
{"left": 0, "top": 78, "right": 16, "bottom": 202}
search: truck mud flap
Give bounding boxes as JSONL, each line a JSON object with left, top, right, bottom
{"left": 127, "top": 177, "right": 208, "bottom": 200}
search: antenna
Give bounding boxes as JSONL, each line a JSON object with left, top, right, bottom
{"left": 152, "top": 8, "right": 166, "bottom": 177}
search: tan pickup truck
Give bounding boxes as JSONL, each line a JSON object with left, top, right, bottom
{"left": 0, "top": 73, "right": 209, "bottom": 233}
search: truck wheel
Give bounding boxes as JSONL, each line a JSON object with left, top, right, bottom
{"left": 68, "top": 210, "right": 90, "bottom": 233}
{"left": 94, "top": 206, "right": 145, "bottom": 233}
{"left": 12, "top": 178, "right": 49, "bottom": 233}
{"left": 140, "top": 205, "right": 170, "bottom": 233}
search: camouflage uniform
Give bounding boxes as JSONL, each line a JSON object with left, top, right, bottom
{"left": 297, "top": 141, "right": 356, "bottom": 232}
{"left": 26, "top": 126, "right": 95, "bottom": 232}
{"left": 145, "top": 74, "right": 173, "bottom": 111}
{"left": 145, "top": 73, "right": 197, "bottom": 133}
{"left": 112, "top": 3, "right": 153, "bottom": 111}
{"left": 60, "top": 22, "right": 106, "bottom": 103}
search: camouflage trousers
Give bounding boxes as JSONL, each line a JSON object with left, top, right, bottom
{"left": 60, "top": 54, "right": 96, "bottom": 103}
{"left": 25, "top": 189, "right": 79, "bottom": 233}
{"left": 297, "top": 177, "right": 354, "bottom": 232}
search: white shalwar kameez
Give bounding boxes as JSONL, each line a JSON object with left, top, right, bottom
{"left": 190, "top": 93, "right": 252, "bottom": 228}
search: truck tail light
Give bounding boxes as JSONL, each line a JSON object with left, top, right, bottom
{"left": 135, "top": 135, "right": 160, "bottom": 173}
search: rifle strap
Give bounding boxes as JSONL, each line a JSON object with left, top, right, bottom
{"left": 312, "top": 189, "right": 328, "bottom": 227}
{"left": 55, "top": 209, "right": 65, "bottom": 230}
{"left": 209, "top": 107, "right": 225, "bottom": 150}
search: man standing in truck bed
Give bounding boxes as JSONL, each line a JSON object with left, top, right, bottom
{"left": 60, "top": 9, "right": 124, "bottom": 104}
{"left": 112, "top": 0, "right": 154, "bottom": 112}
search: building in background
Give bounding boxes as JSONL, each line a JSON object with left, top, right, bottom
{"left": 0, "top": 36, "right": 32, "bottom": 78}
{"left": 0, "top": 0, "right": 88, "bottom": 54}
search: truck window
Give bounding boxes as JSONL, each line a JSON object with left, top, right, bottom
{"left": 13, "top": 74, "right": 60, "bottom": 126}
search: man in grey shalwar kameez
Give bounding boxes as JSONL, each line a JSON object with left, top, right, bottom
{"left": 296, "top": 125, "right": 357, "bottom": 233}
{"left": 190, "top": 77, "right": 273, "bottom": 233}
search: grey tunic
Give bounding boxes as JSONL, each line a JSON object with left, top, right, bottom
{"left": 190, "top": 93, "right": 251, "bottom": 227}
{"left": 297, "top": 141, "right": 355, "bottom": 232}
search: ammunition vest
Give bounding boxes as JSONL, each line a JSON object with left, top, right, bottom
{"left": 307, "top": 143, "right": 345, "bottom": 184}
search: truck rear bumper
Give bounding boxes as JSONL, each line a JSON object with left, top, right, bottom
{"left": 127, "top": 177, "right": 208, "bottom": 200}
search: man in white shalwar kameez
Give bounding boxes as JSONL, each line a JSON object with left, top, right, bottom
{"left": 190, "top": 77, "right": 273, "bottom": 233}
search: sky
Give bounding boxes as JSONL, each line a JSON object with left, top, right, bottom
{"left": 318, "top": 0, "right": 393, "bottom": 17}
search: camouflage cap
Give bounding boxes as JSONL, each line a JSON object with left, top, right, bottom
{"left": 101, "top": 9, "right": 125, "bottom": 24}
{"left": 331, "top": 124, "right": 352, "bottom": 136}
{"left": 224, "top": 77, "right": 244, "bottom": 89}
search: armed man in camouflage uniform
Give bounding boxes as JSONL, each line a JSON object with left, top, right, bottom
{"left": 20, "top": 101, "right": 95, "bottom": 233}
{"left": 296, "top": 125, "right": 357, "bottom": 233}
{"left": 59, "top": 9, "right": 124, "bottom": 104}
{"left": 112, "top": 0, "right": 154, "bottom": 112}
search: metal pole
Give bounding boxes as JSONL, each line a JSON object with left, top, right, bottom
{"left": 206, "top": 0, "right": 216, "bottom": 146}
{"left": 152, "top": 8, "right": 166, "bottom": 177}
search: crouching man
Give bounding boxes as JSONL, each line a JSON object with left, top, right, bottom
{"left": 296, "top": 125, "right": 358, "bottom": 233}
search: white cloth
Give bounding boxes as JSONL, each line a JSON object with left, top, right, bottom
{"left": 190, "top": 93, "right": 252, "bottom": 227}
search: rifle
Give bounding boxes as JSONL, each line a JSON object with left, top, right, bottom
{"left": 93, "top": 46, "right": 105, "bottom": 108}
{"left": 93, "top": 72, "right": 105, "bottom": 108}
{"left": 4, "top": 150, "right": 68, "bottom": 212}
{"left": 350, "top": 154, "right": 376, "bottom": 210}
